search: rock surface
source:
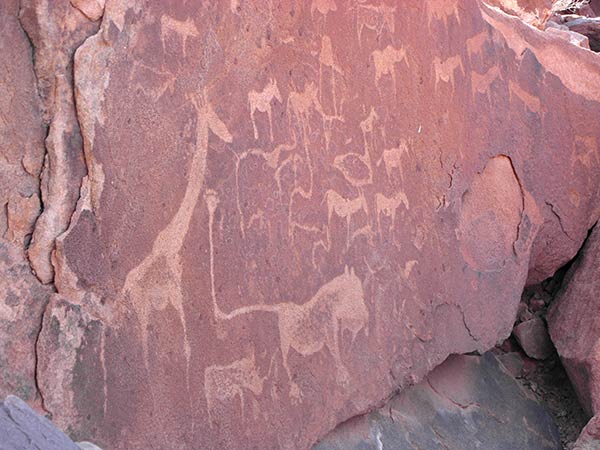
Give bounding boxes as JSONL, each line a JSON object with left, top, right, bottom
{"left": 574, "top": 415, "right": 600, "bottom": 450}
{"left": 314, "top": 353, "right": 562, "bottom": 450}
{"left": 0, "top": 395, "right": 93, "bottom": 450}
{"left": 0, "top": 0, "right": 51, "bottom": 410}
{"left": 548, "top": 225, "right": 600, "bottom": 417}
{"left": 0, "top": 0, "right": 599, "bottom": 449}
{"left": 514, "top": 317, "right": 554, "bottom": 360}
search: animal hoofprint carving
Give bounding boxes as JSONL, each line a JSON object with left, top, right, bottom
{"left": 206, "top": 190, "right": 369, "bottom": 401}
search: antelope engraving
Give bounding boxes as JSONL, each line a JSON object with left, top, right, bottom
{"left": 471, "top": 66, "right": 502, "bottom": 103}
{"left": 375, "top": 191, "right": 410, "bottom": 236}
{"left": 371, "top": 45, "right": 409, "bottom": 95}
{"left": 311, "top": 0, "right": 337, "bottom": 16}
{"left": 206, "top": 190, "right": 369, "bottom": 401}
{"left": 433, "top": 55, "right": 465, "bottom": 91}
{"left": 249, "top": 78, "right": 282, "bottom": 142}
{"left": 377, "top": 141, "right": 410, "bottom": 183}
{"left": 324, "top": 189, "right": 369, "bottom": 248}
{"left": 354, "top": 2, "right": 396, "bottom": 44}
{"left": 160, "top": 15, "right": 200, "bottom": 58}
{"left": 426, "top": 0, "right": 461, "bottom": 29}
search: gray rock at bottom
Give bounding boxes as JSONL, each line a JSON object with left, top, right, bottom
{"left": 314, "top": 353, "right": 562, "bottom": 450}
{"left": 0, "top": 395, "right": 102, "bottom": 450}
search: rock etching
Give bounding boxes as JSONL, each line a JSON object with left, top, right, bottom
{"left": 371, "top": 45, "right": 409, "bottom": 95}
{"left": 160, "top": 15, "right": 200, "bottom": 58}
{"left": 433, "top": 55, "right": 465, "bottom": 91}
{"left": 122, "top": 91, "right": 232, "bottom": 379}
{"left": 204, "top": 351, "right": 267, "bottom": 425}
{"left": 248, "top": 78, "right": 282, "bottom": 142}
{"left": 206, "top": 189, "right": 368, "bottom": 400}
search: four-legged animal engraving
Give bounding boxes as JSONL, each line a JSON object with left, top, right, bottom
{"left": 324, "top": 189, "right": 369, "bottom": 248}
{"left": 377, "top": 142, "right": 410, "bottom": 183}
{"left": 122, "top": 90, "right": 232, "bottom": 385}
{"left": 204, "top": 351, "right": 267, "bottom": 425}
{"left": 433, "top": 55, "right": 465, "bottom": 91}
{"left": 248, "top": 78, "right": 282, "bottom": 141}
{"left": 371, "top": 45, "right": 409, "bottom": 95}
{"left": 160, "top": 15, "right": 200, "bottom": 58}
{"left": 206, "top": 190, "right": 369, "bottom": 401}
{"left": 375, "top": 191, "right": 410, "bottom": 237}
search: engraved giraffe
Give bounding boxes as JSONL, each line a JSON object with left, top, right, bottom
{"left": 371, "top": 45, "right": 409, "bottom": 96}
{"left": 433, "top": 55, "right": 465, "bottom": 91}
{"left": 206, "top": 190, "right": 369, "bottom": 401}
{"left": 160, "top": 15, "right": 200, "bottom": 58}
{"left": 122, "top": 90, "right": 232, "bottom": 386}
{"left": 248, "top": 78, "right": 282, "bottom": 142}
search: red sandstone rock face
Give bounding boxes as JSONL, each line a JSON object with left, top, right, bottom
{"left": 548, "top": 225, "right": 600, "bottom": 417}
{"left": 0, "top": 0, "right": 51, "bottom": 409}
{"left": 1, "top": 0, "right": 599, "bottom": 448}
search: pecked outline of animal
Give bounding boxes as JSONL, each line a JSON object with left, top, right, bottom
{"left": 205, "top": 190, "right": 369, "bottom": 401}
{"left": 248, "top": 78, "right": 283, "bottom": 142}
{"left": 204, "top": 350, "right": 270, "bottom": 426}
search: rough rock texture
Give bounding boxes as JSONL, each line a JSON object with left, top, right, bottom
{"left": 19, "top": 0, "right": 101, "bottom": 284}
{"left": 0, "top": 0, "right": 51, "bottom": 409}
{"left": 574, "top": 415, "right": 600, "bottom": 450}
{"left": 314, "top": 353, "right": 562, "bottom": 450}
{"left": 0, "top": 395, "right": 101, "bottom": 450}
{"left": 548, "top": 225, "right": 600, "bottom": 417}
{"left": 0, "top": 0, "right": 599, "bottom": 449}
{"left": 514, "top": 316, "right": 554, "bottom": 360}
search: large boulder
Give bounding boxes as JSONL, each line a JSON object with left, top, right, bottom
{"left": 314, "top": 353, "right": 562, "bottom": 450}
{"left": 0, "top": 0, "right": 599, "bottom": 448}
{"left": 548, "top": 225, "right": 600, "bottom": 417}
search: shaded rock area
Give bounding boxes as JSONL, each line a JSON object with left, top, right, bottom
{"left": 574, "top": 415, "right": 600, "bottom": 450}
{"left": 0, "top": 0, "right": 599, "bottom": 449}
{"left": 0, "top": 395, "right": 101, "bottom": 450}
{"left": 314, "top": 353, "right": 562, "bottom": 450}
{"left": 548, "top": 225, "right": 600, "bottom": 418}
{"left": 516, "top": 352, "right": 590, "bottom": 449}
